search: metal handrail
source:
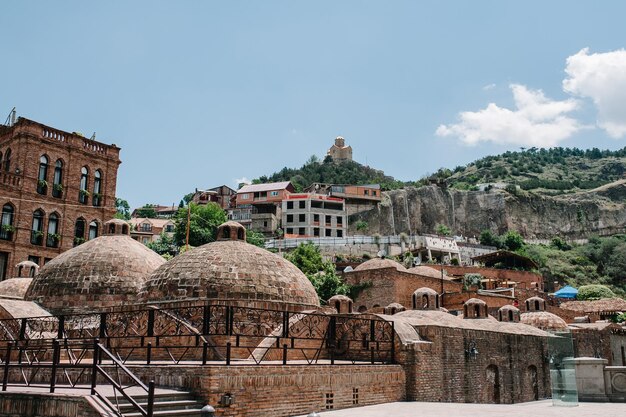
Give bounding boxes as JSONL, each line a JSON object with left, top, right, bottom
{"left": 92, "top": 340, "right": 154, "bottom": 417}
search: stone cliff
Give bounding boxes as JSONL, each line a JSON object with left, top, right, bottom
{"left": 349, "top": 180, "right": 626, "bottom": 239}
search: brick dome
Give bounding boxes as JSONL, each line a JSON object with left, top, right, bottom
{"left": 408, "top": 266, "right": 445, "bottom": 278}
{"left": 520, "top": 311, "right": 568, "bottom": 331}
{"left": 25, "top": 234, "right": 166, "bottom": 314}
{"left": 138, "top": 222, "right": 320, "bottom": 310}
{"left": 354, "top": 258, "right": 407, "bottom": 272}
{"left": 0, "top": 278, "right": 33, "bottom": 299}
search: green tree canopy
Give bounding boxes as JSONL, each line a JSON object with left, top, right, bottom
{"left": 577, "top": 284, "right": 616, "bottom": 301}
{"left": 502, "top": 230, "right": 525, "bottom": 251}
{"left": 246, "top": 230, "right": 266, "bottom": 248}
{"left": 135, "top": 204, "right": 158, "bottom": 218}
{"left": 284, "top": 242, "right": 350, "bottom": 303}
{"left": 146, "top": 232, "right": 178, "bottom": 257}
{"left": 479, "top": 230, "right": 502, "bottom": 248}
{"left": 115, "top": 197, "right": 131, "bottom": 220}
{"left": 173, "top": 202, "right": 227, "bottom": 247}
{"left": 435, "top": 224, "right": 451, "bottom": 236}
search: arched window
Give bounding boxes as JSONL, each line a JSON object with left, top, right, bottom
{"left": 52, "top": 160, "right": 63, "bottom": 198}
{"left": 4, "top": 149, "right": 11, "bottom": 172}
{"left": 534, "top": 300, "right": 540, "bottom": 311}
{"left": 335, "top": 301, "right": 341, "bottom": 313}
{"left": 74, "top": 218, "right": 86, "bottom": 246}
{"left": 46, "top": 213, "right": 59, "bottom": 248}
{"left": 88, "top": 221, "right": 98, "bottom": 240}
{"left": 79, "top": 167, "right": 89, "bottom": 204}
{"left": 108, "top": 223, "right": 115, "bottom": 234}
{"left": 0, "top": 204, "right": 15, "bottom": 241}
{"left": 0, "top": 152, "right": 3, "bottom": 170}
{"left": 222, "top": 226, "right": 231, "bottom": 239}
{"left": 37, "top": 155, "right": 48, "bottom": 194}
{"left": 31, "top": 209, "right": 45, "bottom": 245}
{"left": 508, "top": 310, "right": 514, "bottom": 321}
{"left": 92, "top": 170, "right": 102, "bottom": 206}
{"left": 474, "top": 304, "right": 481, "bottom": 317}
{"left": 422, "top": 294, "right": 429, "bottom": 309}
{"left": 122, "top": 224, "right": 129, "bottom": 235}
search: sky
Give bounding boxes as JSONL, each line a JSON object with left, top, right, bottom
{"left": 2, "top": 1, "right": 626, "bottom": 209}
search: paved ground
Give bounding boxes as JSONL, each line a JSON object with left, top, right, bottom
{"left": 296, "top": 400, "right": 626, "bottom": 417}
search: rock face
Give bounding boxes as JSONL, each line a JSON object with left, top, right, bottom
{"left": 349, "top": 181, "right": 626, "bottom": 239}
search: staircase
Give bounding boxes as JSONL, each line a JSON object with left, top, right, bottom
{"left": 104, "top": 389, "right": 206, "bottom": 417}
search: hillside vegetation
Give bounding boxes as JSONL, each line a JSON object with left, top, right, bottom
{"left": 253, "top": 155, "right": 413, "bottom": 191}
{"left": 443, "top": 147, "right": 626, "bottom": 193}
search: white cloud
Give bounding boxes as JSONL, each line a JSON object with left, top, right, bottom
{"left": 482, "top": 83, "right": 496, "bottom": 91}
{"left": 563, "top": 48, "right": 626, "bottom": 138}
{"left": 436, "top": 84, "right": 582, "bottom": 147}
{"left": 235, "top": 177, "right": 251, "bottom": 186}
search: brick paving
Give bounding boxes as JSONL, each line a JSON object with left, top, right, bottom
{"left": 296, "top": 401, "right": 626, "bottom": 417}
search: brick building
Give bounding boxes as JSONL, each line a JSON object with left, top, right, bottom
{"left": 236, "top": 181, "right": 294, "bottom": 234}
{"left": 0, "top": 117, "right": 121, "bottom": 280}
{"left": 129, "top": 217, "right": 175, "bottom": 244}
{"left": 192, "top": 185, "right": 236, "bottom": 210}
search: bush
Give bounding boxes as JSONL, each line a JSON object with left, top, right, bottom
{"left": 577, "top": 285, "right": 616, "bottom": 301}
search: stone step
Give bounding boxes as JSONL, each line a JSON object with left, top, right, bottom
{"left": 122, "top": 409, "right": 204, "bottom": 417}
{"left": 117, "top": 399, "right": 201, "bottom": 412}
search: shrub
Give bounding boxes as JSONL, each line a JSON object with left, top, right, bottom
{"left": 577, "top": 285, "right": 616, "bottom": 301}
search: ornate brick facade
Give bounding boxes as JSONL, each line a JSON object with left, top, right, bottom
{"left": 0, "top": 117, "right": 121, "bottom": 279}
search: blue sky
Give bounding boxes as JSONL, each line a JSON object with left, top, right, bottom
{"left": 2, "top": 1, "right": 626, "bottom": 209}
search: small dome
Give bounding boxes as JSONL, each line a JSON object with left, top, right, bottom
{"left": 139, "top": 222, "right": 319, "bottom": 310}
{"left": 521, "top": 311, "right": 568, "bottom": 331}
{"left": 25, "top": 235, "right": 166, "bottom": 314}
{"left": 463, "top": 298, "right": 488, "bottom": 319}
{"left": 328, "top": 294, "right": 353, "bottom": 314}
{"left": 216, "top": 221, "right": 246, "bottom": 241}
{"left": 412, "top": 287, "right": 440, "bottom": 310}
{"left": 15, "top": 261, "right": 39, "bottom": 278}
{"left": 104, "top": 218, "right": 131, "bottom": 235}
{"left": 354, "top": 258, "right": 407, "bottom": 272}
{"left": 498, "top": 305, "right": 521, "bottom": 322}
{"left": 525, "top": 296, "right": 546, "bottom": 312}
{"left": 408, "top": 266, "right": 445, "bottom": 278}
{"left": 384, "top": 302, "right": 406, "bottom": 315}
{"left": 0, "top": 278, "right": 33, "bottom": 299}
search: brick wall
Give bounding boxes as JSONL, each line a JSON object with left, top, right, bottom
{"left": 399, "top": 326, "right": 550, "bottom": 403}
{"left": 0, "top": 393, "right": 100, "bottom": 417}
{"left": 344, "top": 268, "right": 462, "bottom": 311}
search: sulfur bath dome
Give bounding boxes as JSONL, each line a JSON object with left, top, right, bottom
{"left": 25, "top": 219, "right": 166, "bottom": 314}
{"left": 138, "top": 221, "right": 320, "bottom": 310}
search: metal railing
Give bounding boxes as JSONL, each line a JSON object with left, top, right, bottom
{"left": 0, "top": 339, "right": 155, "bottom": 417}
{"left": 0, "top": 304, "right": 395, "bottom": 366}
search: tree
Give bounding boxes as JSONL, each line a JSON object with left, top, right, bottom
{"left": 479, "top": 230, "right": 501, "bottom": 248}
{"left": 146, "top": 232, "right": 178, "bottom": 257}
{"left": 135, "top": 204, "right": 158, "bottom": 218}
{"left": 115, "top": 198, "right": 131, "bottom": 220}
{"left": 502, "top": 230, "right": 525, "bottom": 251}
{"left": 246, "top": 230, "right": 265, "bottom": 248}
{"left": 284, "top": 242, "right": 350, "bottom": 302}
{"left": 173, "top": 202, "right": 227, "bottom": 247}
{"left": 355, "top": 221, "right": 368, "bottom": 232}
{"left": 435, "top": 224, "right": 451, "bottom": 236}
{"left": 577, "top": 284, "right": 616, "bottom": 300}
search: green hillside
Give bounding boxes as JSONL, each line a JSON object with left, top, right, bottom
{"left": 443, "top": 147, "right": 626, "bottom": 193}
{"left": 253, "top": 155, "right": 413, "bottom": 191}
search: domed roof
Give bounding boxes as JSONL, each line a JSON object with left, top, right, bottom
{"left": 25, "top": 235, "right": 166, "bottom": 314}
{"left": 408, "top": 266, "right": 445, "bottom": 278}
{"left": 328, "top": 294, "right": 352, "bottom": 303}
{"left": 520, "top": 311, "right": 568, "bottom": 331}
{"left": 0, "top": 278, "right": 33, "bottom": 299}
{"left": 139, "top": 222, "right": 319, "bottom": 309}
{"left": 465, "top": 297, "right": 487, "bottom": 306}
{"left": 354, "top": 258, "right": 407, "bottom": 272}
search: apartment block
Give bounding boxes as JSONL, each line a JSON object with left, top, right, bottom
{"left": 281, "top": 194, "right": 346, "bottom": 238}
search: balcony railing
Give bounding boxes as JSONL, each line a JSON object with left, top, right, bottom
{"left": 30, "top": 231, "right": 43, "bottom": 246}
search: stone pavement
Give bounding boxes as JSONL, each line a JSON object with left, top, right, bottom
{"left": 296, "top": 400, "right": 626, "bottom": 417}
